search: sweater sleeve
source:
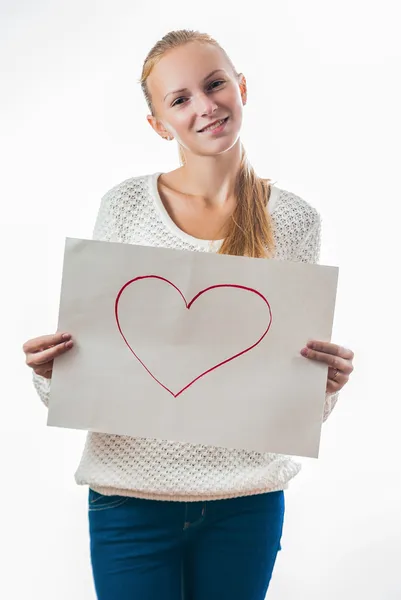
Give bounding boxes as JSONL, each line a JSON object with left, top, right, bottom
{"left": 294, "top": 211, "right": 339, "bottom": 423}
{"left": 92, "top": 188, "right": 118, "bottom": 242}
{"left": 33, "top": 371, "right": 51, "bottom": 407}
{"left": 33, "top": 189, "right": 116, "bottom": 408}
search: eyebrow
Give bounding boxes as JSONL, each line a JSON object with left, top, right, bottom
{"left": 164, "top": 69, "right": 226, "bottom": 102}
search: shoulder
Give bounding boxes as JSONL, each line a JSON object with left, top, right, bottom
{"left": 99, "top": 173, "right": 153, "bottom": 207}
{"left": 92, "top": 173, "right": 154, "bottom": 241}
{"left": 268, "top": 184, "right": 322, "bottom": 261}
{"left": 270, "top": 184, "right": 321, "bottom": 237}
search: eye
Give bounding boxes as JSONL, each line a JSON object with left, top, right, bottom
{"left": 171, "top": 96, "right": 187, "bottom": 107}
{"left": 208, "top": 79, "right": 225, "bottom": 89}
{"left": 171, "top": 80, "right": 226, "bottom": 107}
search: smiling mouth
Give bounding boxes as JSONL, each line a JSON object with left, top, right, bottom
{"left": 197, "top": 117, "right": 229, "bottom": 133}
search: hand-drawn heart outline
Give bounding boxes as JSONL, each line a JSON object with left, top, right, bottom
{"left": 115, "top": 276, "right": 272, "bottom": 398}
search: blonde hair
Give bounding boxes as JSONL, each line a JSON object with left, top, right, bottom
{"left": 140, "top": 29, "right": 275, "bottom": 258}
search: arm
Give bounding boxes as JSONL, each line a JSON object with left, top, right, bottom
{"left": 31, "top": 189, "right": 116, "bottom": 407}
{"left": 294, "top": 212, "right": 340, "bottom": 423}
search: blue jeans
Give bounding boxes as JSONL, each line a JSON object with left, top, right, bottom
{"left": 88, "top": 488, "right": 285, "bottom": 600}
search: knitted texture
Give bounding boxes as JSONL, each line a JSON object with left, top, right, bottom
{"left": 33, "top": 172, "right": 339, "bottom": 501}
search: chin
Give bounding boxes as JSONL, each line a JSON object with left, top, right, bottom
{"left": 181, "top": 128, "right": 241, "bottom": 158}
{"left": 209, "top": 135, "right": 241, "bottom": 155}
{"left": 198, "top": 132, "right": 241, "bottom": 154}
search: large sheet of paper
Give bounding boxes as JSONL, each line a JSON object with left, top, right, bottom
{"left": 48, "top": 238, "right": 338, "bottom": 458}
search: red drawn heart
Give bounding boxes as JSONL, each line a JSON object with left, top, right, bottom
{"left": 115, "top": 276, "right": 272, "bottom": 397}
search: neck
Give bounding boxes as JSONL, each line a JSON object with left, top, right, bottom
{"left": 178, "top": 139, "right": 243, "bottom": 207}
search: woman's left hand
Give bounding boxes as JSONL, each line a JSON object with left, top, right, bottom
{"left": 300, "top": 341, "right": 354, "bottom": 394}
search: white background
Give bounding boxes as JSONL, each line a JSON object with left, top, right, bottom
{"left": 1, "top": 1, "right": 400, "bottom": 598}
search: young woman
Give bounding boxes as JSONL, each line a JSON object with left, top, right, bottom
{"left": 23, "top": 29, "right": 354, "bottom": 600}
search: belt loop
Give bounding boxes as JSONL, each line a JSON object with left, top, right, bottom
{"left": 183, "top": 502, "right": 190, "bottom": 530}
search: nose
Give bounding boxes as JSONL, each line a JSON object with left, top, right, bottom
{"left": 192, "top": 91, "right": 218, "bottom": 117}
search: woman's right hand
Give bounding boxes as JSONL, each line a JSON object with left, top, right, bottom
{"left": 23, "top": 332, "right": 74, "bottom": 379}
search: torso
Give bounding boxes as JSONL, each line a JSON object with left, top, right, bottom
{"left": 71, "top": 173, "right": 320, "bottom": 500}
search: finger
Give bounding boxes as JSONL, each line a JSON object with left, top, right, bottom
{"left": 328, "top": 366, "right": 341, "bottom": 380}
{"left": 23, "top": 332, "right": 72, "bottom": 355}
{"left": 328, "top": 367, "right": 349, "bottom": 383}
{"left": 302, "top": 348, "right": 353, "bottom": 374}
{"left": 306, "top": 340, "right": 354, "bottom": 361}
{"left": 26, "top": 340, "right": 73, "bottom": 367}
{"left": 326, "top": 371, "right": 349, "bottom": 390}
{"left": 326, "top": 378, "right": 341, "bottom": 394}
{"left": 34, "top": 364, "right": 53, "bottom": 378}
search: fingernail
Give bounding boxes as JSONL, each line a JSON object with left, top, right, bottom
{"left": 62, "top": 333, "right": 71, "bottom": 340}
{"left": 65, "top": 340, "right": 73, "bottom": 348}
{"left": 300, "top": 348, "right": 308, "bottom": 357}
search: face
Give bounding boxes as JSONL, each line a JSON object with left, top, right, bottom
{"left": 146, "top": 42, "right": 247, "bottom": 158}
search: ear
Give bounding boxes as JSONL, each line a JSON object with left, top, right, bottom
{"left": 147, "top": 114, "right": 173, "bottom": 141}
{"left": 238, "top": 73, "right": 247, "bottom": 106}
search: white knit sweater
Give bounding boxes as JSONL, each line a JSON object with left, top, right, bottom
{"left": 33, "top": 172, "right": 339, "bottom": 501}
